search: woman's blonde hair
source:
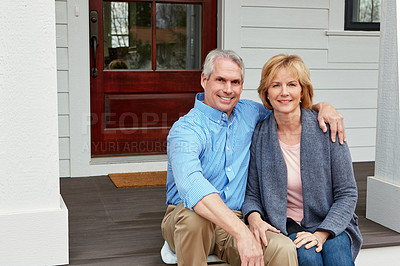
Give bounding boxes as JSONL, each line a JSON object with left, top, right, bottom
{"left": 257, "top": 54, "right": 313, "bottom": 110}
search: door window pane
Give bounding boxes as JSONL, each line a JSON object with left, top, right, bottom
{"left": 156, "top": 4, "right": 202, "bottom": 70}
{"left": 103, "top": 2, "right": 152, "bottom": 69}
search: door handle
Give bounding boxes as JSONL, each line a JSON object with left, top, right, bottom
{"left": 90, "top": 10, "right": 99, "bottom": 78}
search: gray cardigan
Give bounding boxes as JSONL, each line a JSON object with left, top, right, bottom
{"left": 242, "top": 108, "right": 362, "bottom": 260}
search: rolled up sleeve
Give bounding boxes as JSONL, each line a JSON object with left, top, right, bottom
{"left": 168, "top": 124, "right": 218, "bottom": 210}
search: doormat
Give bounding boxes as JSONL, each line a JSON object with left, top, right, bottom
{"left": 108, "top": 171, "right": 167, "bottom": 188}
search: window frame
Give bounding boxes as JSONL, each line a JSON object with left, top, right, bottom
{"left": 345, "top": 0, "right": 380, "bottom": 31}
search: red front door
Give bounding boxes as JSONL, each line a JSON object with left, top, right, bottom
{"left": 90, "top": 0, "right": 217, "bottom": 156}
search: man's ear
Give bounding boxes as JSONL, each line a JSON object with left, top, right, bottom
{"left": 200, "top": 73, "right": 207, "bottom": 90}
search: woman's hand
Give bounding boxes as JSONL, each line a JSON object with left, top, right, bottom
{"left": 247, "top": 212, "right": 280, "bottom": 247}
{"left": 293, "top": 231, "right": 330, "bottom": 252}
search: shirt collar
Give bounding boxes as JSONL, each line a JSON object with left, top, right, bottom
{"left": 195, "top": 93, "right": 235, "bottom": 123}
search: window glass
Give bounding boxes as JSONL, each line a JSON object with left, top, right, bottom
{"left": 103, "top": 2, "right": 152, "bottom": 69}
{"left": 351, "top": 0, "right": 380, "bottom": 23}
{"left": 156, "top": 3, "right": 202, "bottom": 70}
{"left": 345, "top": 0, "right": 380, "bottom": 31}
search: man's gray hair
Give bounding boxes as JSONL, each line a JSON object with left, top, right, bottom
{"left": 202, "top": 49, "right": 245, "bottom": 82}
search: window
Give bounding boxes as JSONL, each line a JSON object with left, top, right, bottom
{"left": 345, "top": 0, "right": 380, "bottom": 31}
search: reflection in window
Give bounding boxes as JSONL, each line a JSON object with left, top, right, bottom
{"left": 103, "top": 2, "right": 202, "bottom": 70}
{"left": 110, "top": 2, "right": 129, "bottom": 47}
{"left": 103, "top": 2, "right": 152, "bottom": 69}
{"left": 352, "top": 0, "right": 380, "bottom": 23}
{"left": 156, "top": 4, "right": 202, "bottom": 70}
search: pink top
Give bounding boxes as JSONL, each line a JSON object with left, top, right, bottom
{"left": 279, "top": 140, "right": 304, "bottom": 224}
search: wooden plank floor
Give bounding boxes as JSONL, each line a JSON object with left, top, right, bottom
{"left": 60, "top": 162, "right": 400, "bottom": 266}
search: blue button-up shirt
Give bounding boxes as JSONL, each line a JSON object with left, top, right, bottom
{"left": 166, "top": 93, "right": 270, "bottom": 210}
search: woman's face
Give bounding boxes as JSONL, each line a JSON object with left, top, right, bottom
{"left": 267, "top": 67, "right": 302, "bottom": 115}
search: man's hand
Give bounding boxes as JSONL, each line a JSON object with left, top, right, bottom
{"left": 248, "top": 212, "right": 280, "bottom": 247}
{"left": 313, "top": 102, "right": 346, "bottom": 144}
{"left": 193, "top": 194, "right": 265, "bottom": 265}
{"left": 236, "top": 230, "right": 264, "bottom": 266}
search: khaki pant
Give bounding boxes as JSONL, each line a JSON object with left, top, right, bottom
{"left": 161, "top": 202, "right": 298, "bottom": 266}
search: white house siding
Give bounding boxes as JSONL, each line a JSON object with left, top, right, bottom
{"left": 56, "top": 0, "right": 71, "bottom": 177}
{"left": 222, "top": 0, "right": 379, "bottom": 162}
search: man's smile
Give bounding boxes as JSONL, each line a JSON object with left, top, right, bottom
{"left": 218, "top": 95, "right": 234, "bottom": 101}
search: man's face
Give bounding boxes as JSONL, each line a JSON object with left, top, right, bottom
{"left": 201, "top": 57, "right": 243, "bottom": 117}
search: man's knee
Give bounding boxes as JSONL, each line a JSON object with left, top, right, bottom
{"left": 263, "top": 232, "right": 298, "bottom": 265}
{"left": 266, "top": 232, "right": 297, "bottom": 254}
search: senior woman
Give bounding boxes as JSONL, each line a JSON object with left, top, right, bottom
{"left": 242, "top": 54, "right": 362, "bottom": 266}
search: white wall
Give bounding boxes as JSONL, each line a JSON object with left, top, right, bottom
{"left": 221, "top": 0, "right": 379, "bottom": 162}
{"left": 0, "top": 0, "right": 68, "bottom": 264}
{"left": 58, "top": 0, "right": 379, "bottom": 177}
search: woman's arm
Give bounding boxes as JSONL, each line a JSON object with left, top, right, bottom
{"left": 317, "top": 140, "right": 358, "bottom": 236}
{"left": 242, "top": 125, "right": 266, "bottom": 223}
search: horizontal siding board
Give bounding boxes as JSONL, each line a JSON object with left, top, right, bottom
{"left": 242, "top": 28, "right": 328, "bottom": 49}
{"left": 242, "top": 72, "right": 262, "bottom": 92}
{"left": 313, "top": 89, "right": 378, "bottom": 109}
{"left": 56, "top": 24, "right": 68, "bottom": 48}
{"left": 349, "top": 147, "right": 375, "bottom": 162}
{"left": 240, "top": 90, "right": 262, "bottom": 103}
{"left": 58, "top": 93, "right": 69, "bottom": 115}
{"left": 346, "top": 128, "right": 376, "bottom": 147}
{"left": 242, "top": 49, "right": 328, "bottom": 69}
{"left": 242, "top": 7, "right": 328, "bottom": 29}
{"left": 58, "top": 115, "right": 70, "bottom": 137}
{"left": 310, "top": 69, "right": 379, "bottom": 89}
{"left": 59, "top": 159, "right": 70, "bottom": 178}
{"left": 341, "top": 109, "right": 377, "bottom": 128}
{"left": 323, "top": 62, "right": 378, "bottom": 70}
{"left": 328, "top": 36, "right": 380, "bottom": 63}
{"left": 59, "top": 137, "right": 70, "bottom": 160}
{"left": 57, "top": 71, "right": 69, "bottom": 92}
{"left": 242, "top": 0, "right": 329, "bottom": 9}
{"left": 56, "top": 48, "right": 69, "bottom": 70}
{"left": 55, "top": 1, "right": 68, "bottom": 24}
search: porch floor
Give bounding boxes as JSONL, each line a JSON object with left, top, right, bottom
{"left": 60, "top": 162, "right": 400, "bottom": 266}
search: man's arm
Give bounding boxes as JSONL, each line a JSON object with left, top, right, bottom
{"left": 168, "top": 123, "right": 264, "bottom": 265}
{"left": 312, "top": 102, "right": 346, "bottom": 144}
{"left": 193, "top": 193, "right": 264, "bottom": 266}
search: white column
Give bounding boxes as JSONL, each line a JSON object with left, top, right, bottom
{"left": 366, "top": 0, "right": 400, "bottom": 233}
{"left": 0, "top": 0, "right": 69, "bottom": 265}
